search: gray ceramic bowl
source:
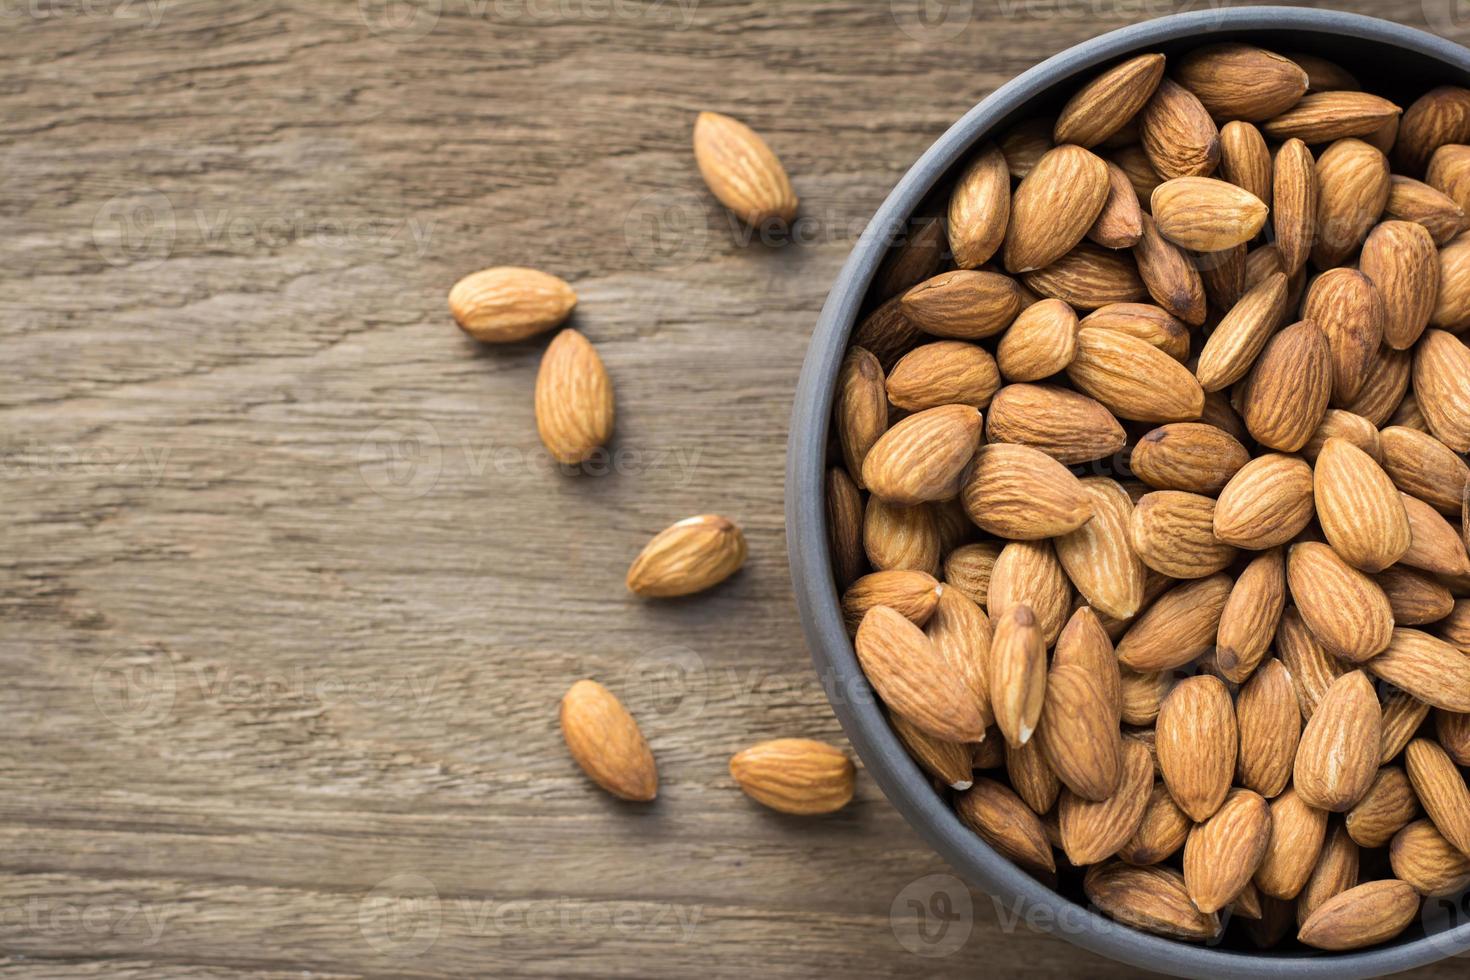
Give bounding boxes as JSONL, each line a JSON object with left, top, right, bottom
{"left": 787, "top": 7, "right": 1470, "bottom": 978}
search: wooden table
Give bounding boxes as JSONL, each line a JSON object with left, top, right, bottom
{"left": 3, "top": 1, "right": 1465, "bottom": 976}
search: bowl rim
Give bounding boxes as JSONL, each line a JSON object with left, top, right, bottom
{"left": 785, "top": 7, "right": 1470, "bottom": 978}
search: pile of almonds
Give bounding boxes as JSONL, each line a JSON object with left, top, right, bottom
{"left": 832, "top": 43, "right": 1470, "bottom": 952}
{"left": 449, "top": 114, "right": 859, "bottom": 815}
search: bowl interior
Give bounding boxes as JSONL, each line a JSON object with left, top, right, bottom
{"left": 789, "top": 8, "right": 1470, "bottom": 979}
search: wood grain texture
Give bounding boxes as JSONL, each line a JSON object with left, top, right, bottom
{"left": 0, "top": 1, "right": 1462, "bottom": 976}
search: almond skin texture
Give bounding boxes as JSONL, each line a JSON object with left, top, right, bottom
{"left": 1129, "top": 490, "right": 1237, "bottom": 579}
{"left": 1184, "top": 789, "right": 1272, "bottom": 914}
{"left": 1140, "top": 78, "right": 1220, "bottom": 180}
{"left": 1022, "top": 243, "right": 1147, "bottom": 309}
{"left": 559, "top": 680, "right": 657, "bottom": 802}
{"left": 899, "top": 270, "right": 1024, "bottom": 340}
{"left": 961, "top": 443, "right": 1092, "bottom": 540}
{"left": 892, "top": 714, "right": 974, "bottom": 791}
{"left": 1036, "top": 663, "right": 1122, "bottom": 801}
{"left": 1235, "top": 658, "right": 1300, "bottom": 796}
{"left": 1312, "top": 138, "right": 1392, "bottom": 269}
{"left": 987, "top": 539, "right": 1071, "bottom": 646}
{"left": 942, "top": 543, "right": 999, "bottom": 609}
{"left": 947, "top": 144, "right": 1010, "bottom": 269}
{"left": 1361, "top": 220, "right": 1440, "bottom": 349}
{"left": 1088, "top": 162, "right": 1145, "bottom": 248}
{"left": 1220, "top": 120, "right": 1273, "bottom": 202}
{"left": 1262, "top": 91, "right": 1402, "bottom": 143}
{"left": 1116, "top": 574, "right": 1231, "bottom": 672}
{"left": 533, "top": 330, "right": 615, "bottom": 464}
{"left": 1059, "top": 738, "right": 1154, "bottom": 866}
{"left": 1345, "top": 346, "right": 1412, "bottom": 426}
{"left": 450, "top": 266, "right": 577, "bottom": 343}
{"left": 1297, "top": 825, "right": 1358, "bottom": 930}
{"left": 1133, "top": 214, "right": 1207, "bottom": 325}
{"left": 1273, "top": 138, "right": 1317, "bottom": 273}
{"left": 692, "top": 111, "right": 797, "bottom": 226}
{"left": 1080, "top": 303, "right": 1190, "bottom": 362}
{"left": 1381, "top": 691, "right": 1433, "bottom": 766}
{"left": 1399, "top": 491, "right": 1470, "bottom": 576}
{"left": 1175, "top": 44, "right": 1309, "bottom": 121}
{"left": 1151, "top": 177, "right": 1268, "bottom": 251}
{"left": 1256, "top": 787, "right": 1329, "bottom": 899}
{"left": 862, "top": 405, "right": 982, "bottom": 505}
{"left": 1301, "top": 268, "right": 1385, "bottom": 405}
{"left": 1346, "top": 766, "right": 1419, "bottom": 848}
{"left": 834, "top": 347, "right": 886, "bottom": 487}
{"left": 1286, "top": 542, "right": 1394, "bottom": 662}
{"left": 1379, "top": 425, "right": 1470, "bottom": 514}
{"left": 955, "top": 778, "right": 1056, "bottom": 873}
{"left": 1084, "top": 863, "right": 1222, "bottom": 942}
{"left": 1277, "top": 607, "right": 1348, "bottom": 722}
{"left": 1433, "top": 233, "right": 1470, "bottom": 330}
{"left": 1005, "top": 737, "right": 1059, "bottom": 815}
{"left": 1052, "top": 606, "right": 1122, "bottom": 720}
{"left": 1376, "top": 566, "right": 1454, "bottom": 626}
{"left": 1296, "top": 879, "right": 1419, "bottom": 951}
{"left": 1302, "top": 409, "right": 1383, "bottom": 464}
{"left": 1294, "top": 671, "right": 1382, "bottom": 812}
{"left": 1386, "top": 175, "right": 1466, "bottom": 244}
{"left": 840, "top": 570, "right": 941, "bottom": 634}
{"left": 1214, "top": 454, "right": 1315, "bottom": 549}
{"left": 1055, "top": 53, "right": 1167, "bottom": 148}
{"left": 1397, "top": 86, "right": 1470, "bottom": 174}
{"left": 729, "top": 739, "right": 854, "bottom": 815}
{"left": 1156, "top": 675, "right": 1237, "bottom": 822}
{"left": 995, "top": 300, "right": 1079, "bottom": 382}
{"left": 1056, "top": 478, "right": 1145, "bottom": 621}
{"left": 1005, "top": 145, "right": 1111, "bottom": 273}
{"left": 988, "top": 605, "right": 1047, "bottom": 747}
{"left": 1216, "top": 550, "right": 1287, "bottom": 683}
{"left": 1001, "top": 117, "right": 1054, "bottom": 181}
{"left": 1313, "top": 438, "right": 1412, "bottom": 572}
{"left": 1119, "top": 784, "right": 1192, "bottom": 865}
{"left": 1195, "top": 271, "right": 1290, "bottom": 391}
{"left": 1066, "top": 327, "right": 1204, "bottom": 422}
{"left": 886, "top": 341, "right": 1001, "bottom": 411}
{"left": 1130, "top": 423, "right": 1249, "bottom": 494}
{"left": 825, "top": 467, "right": 865, "bottom": 590}
{"left": 627, "top": 515, "right": 747, "bottom": 598}
{"left": 855, "top": 605, "right": 987, "bottom": 743}
{"left": 1239, "top": 320, "right": 1332, "bottom": 452}
{"left": 851, "top": 296, "right": 922, "bottom": 372}
{"left": 984, "top": 383, "right": 1124, "bottom": 464}
{"left": 925, "top": 587, "right": 994, "bottom": 730}
{"left": 1413, "top": 329, "right": 1470, "bottom": 451}
{"left": 863, "top": 498, "right": 938, "bottom": 575}
{"left": 874, "top": 216, "right": 945, "bottom": 300}
{"left": 1391, "top": 819, "right": 1470, "bottom": 896}
{"left": 1405, "top": 737, "right": 1470, "bottom": 857}
{"left": 1367, "top": 629, "right": 1470, "bottom": 713}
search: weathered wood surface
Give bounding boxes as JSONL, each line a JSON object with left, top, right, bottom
{"left": 2, "top": 1, "right": 1465, "bottom": 976}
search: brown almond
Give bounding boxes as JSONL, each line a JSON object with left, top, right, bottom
{"left": 1428, "top": 143, "right": 1470, "bottom": 216}
{"left": 1053, "top": 606, "right": 1122, "bottom": 720}
{"left": 851, "top": 296, "right": 923, "bottom": 372}
{"left": 1217, "top": 550, "right": 1288, "bottom": 684}
{"left": 1151, "top": 177, "right": 1268, "bottom": 251}
{"left": 826, "top": 467, "right": 866, "bottom": 590}
{"left": 1292, "top": 53, "right": 1359, "bottom": 94}
{"left": 1088, "top": 162, "right": 1145, "bottom": 248}
{"left": 1140, "top": 78, "right": 1220, "bottom": 179}
{"left": 692, "top": 111, "right": 797, "bottom": 226}
{"left": 1271, "top": 138, "right": 1317, "bottom": 273}
{"left": 955, "top": 778, "right": 1056, "bottom": 873}
{"left": 1113, "top": 144, "right": 1164, "bottom": 206}
{"left": 1005, "top": 145, "right": 1112, "bottom": 273}
{"left": 1396, "top": 86, "right": 1470, "bottom": 174}
{"left": 1000, "top": 117, "right": 1054, "bottom": 181}
{"left": 1116, "top": 574, "right": 1231, "bottom": 672}
{"left": 995, "top": 300, "right": 1079, "bottom": 383}
{"left": 1055, "top": 53, "right": 1167, "bottom": 148}
{"left": 1286, "top": 541, "right": 1395, "bottom": 662}
{"left": 729, "top": 739, "right": 854, "bottom": 815}
{"left": 1277, "top": 608, "right": 1348, "bottom": 722}
{"left": 1183, "top": 789, "right": 1272, "bottom": 914}
{"left": 1120, "top": 666, "right": 1174, "bottom": 727}
{"left": 1376, "top": 566, "right": 1455, "bottom": 626}
{"left": 891, "top": 714, "right": 974, "bottom": 791}
{"left": 835, "top": 346, "right": 886, "bottom": 486}
{"left": 862, "top": 404, "right": 982, "bottom": 505}
{"left": 1175, "top": 44, "right": 1309, "bottom": 121}
{"left": 984, "top": 383, "right": 1124, "bottom": 464}
{"left": 1297, "top": 879, "right": 1419, "bottom": 951}
{"left": 1195, "top": 271, "right": 1290, "bottom": 391}
{"left": 1129, "top": 490, "right": 1237, "bottom": 579}
{"left": 1302, "top": 410, "right": 1382, "bottom": 464}
{"left": 855, "top": 605, "right": 987, "bottom": 743}
{"left": 1391, "top": 819, "right": 1470, "bottom": 896}
{"left": 1239, "top": 320, "right": 1332, "bottom": 452}
{"left": 1432, "top": 232, "right": 1470, "bottom": 330}
{"left": 942, "top": 543, "right": 1000, "bottom": 608}
{"left": 1361, "top": 221, "right": 1440, "bottom": 350}
{"left": 1302, "top": 269, "right": 1385, "bottom": 405}
{"left": 1156, "top": 675, "right": 1236, "bottom": 822}
{"left": 1368, "top": 628, "right": 1470, "bottom": 713}
{"left": 1296, "top": 824, "right": 1360, "bottom": 927}
{"left": 925, "top": 586, "right": 995, "bottom": 729}
{"left": 947, "top": 144, "right": 1011, "bottom": 269}
{"left": 1413, "top": 329, "right": 1470, "bottom": 451}
{"left": 886, "top": 341, "right": 1002, "bottom": 411}
{"left": 989, "top": 605, "right": 1047, "bottom": 747}
{"left": 1438, "top": 708, "right": 1470, "bottom": 764}
{"left": 1197, "top": 242, "right": 1248, "bottom": 310}
{"left": 1399, "top": 491, "right": 1470, "bottom": 576}
{"left": 961, "top": 443, "right": 1093, "bottom": 539}
{"left": 874, "top": 216, "right": 947, "bottom": 300}
{"left": 900, "top": 270, "right": 1024, "bottom": 340}
{"left": 1381, "top": 690, "right": 1433, "bottom": 765}
{"left": 1219, "top": 120, "right": 1273, "bottom": 202}
{"left": 449, "top": 266, "right": 576, "bottom": 343}
{"left": 1084, "top": 862, "right": 1221, "bottom": 942}
{"left": 1006, "top": 736, "right": 1060, "bottom": 815}
{"left": 1313, "top": 138, "right": 1392, "bottom": 268}
{"left": 535, "top": 329, "right": 614, "bottom": 464}
{"left": 1133, "top": 214, "right": 1206, "bottom": 325}
{"left": 1056, "top": 478, "right": 1146, "bottom": 621}
{"left": 987, "top": 539, "right": 1071, "bottom": 646}
{"left": 1078, "top": 303, "right": 1190, "bottom": 361}
{"left": 1387, "top": 174, "right": 1466, "bottom": 244}
{"left": 1256, "top": 786, "right": 1330, "bottom": 899}
{"left": 1119, "top": 784, "right": 1192, "bottom": 865}
{"left": 1067, "top": 327, "right": 1204, "bottom": 422}
{"left": 1262, "top": 91, "right": 1402, "bottom": 143}
{"left": 863, "top": 498, "right": 939, "bottom": 575}
{"left": 1379, "top": 425, "right": 1470, "bottom": 514}
{"left": 1037, "top": 663, "right": 1123, "bottom": 801}
{"left": 840, "top": 570, "right": 942, "bottom": 634}
{"left": 1130, "top": 423, "right": 1249, "bottom": 494}
{"left": 1344, "top": 345, "right": 1412, "bottom": 426}
{"left": 1235, "top": 657, "right": 1300, "bottom": 796}
{"left": 1346, "top": 766, "right": 1419, "bottom": 848}
{"left": 1214, "top": 453, "right": 1315, "bottom": 549}
{"left": 1405, "top": 738, "right": 1470, "bottom": 856}
{"left": 1059, "top": 738, "right": 1154, "bottom": 865}
{"left": 1313, "top": 437, "right": 1412, "bottom": 572}
{"left": 560, "top": 680, "right": 658, "bottom": 801}
{"left": 1294, "top": 670, "right": 1382, "bottom": 812}
{"left": 627, "top": 515, "right": 746, "bottom": 598}
{"left": 1022, "top": 243, "right": 1147, "bottom": 309}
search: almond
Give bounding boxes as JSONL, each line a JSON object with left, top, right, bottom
{"left": 1428, "top": 142, "right": 1470, "bottom": 215}
{"left": 1386, "top": 175, "right": 1466, "bottom": 244}
{"left": 1151, "top": 177, "right": 1268, "bottom": 251}
{"left": 1056, "top": 478, "right": 1145, "bottom": 621}
{"left": 1313, "top": 437, "right": 1412, "bottom": 572}
{"left": 1197, "top": 241, "right": 1248, "bottom": 310}
{"left": 1156, "top": 675, "right": 1236, "bottom": 822}
{"left": 1297, "top": 879, "right": 1418, "bottom": 950}
{"left": 1272, "top": 138, "right": 1317, "bottom": 273}
{"left": 955, "top": 777, "right": 1056, "bottom": 873}
{"left": 1292, "top": 52, "right": 1359, "bottom": 93}
{"left": 891, "top": 714, "right": 973, "bottom": 791}
{"left": 1052, "top": 606, "right": 1122, "bottom": 720}
{"left": 994, "top": 300, "right": 1079, "bottom": 382}
{"left": 1078, "top": 303, "right": 1189, "bottom": 361}
{"left": 1440, "top": 599, "right": 1470, "bottom": 651}
{"left": 988, "top": 605, "right": 1047, "bottom": 746}
{"left": 1413, "top": 329, "right": 1470, "bottom": 451}
{"left": 1302, "top": 409, "right": 1383, "bottom": 463}
{"left": 1087, "top": 162, "right": 1145, "bottom": 248}
{"left": 1213, "top": 453, "right": 1316, "bottom": 549}
{"left": 942, "top": 543, "right": 999, "bottom": 608}
{"left": 1004, "top": 145, "right": 1112, "bottom": 273}
{"left": 862, "top": 404, "right": 982, "bottom": 504}
{"left": 1379, "top": 425, "right": 1470, "bottom": 514}
{"left": 1195, "top": 271, "right": 1290, "bottom": 391}
{"left": 1119, "top": 666, "right": 1174, "bottom": 727}
{"left": 1084, "top": 862, "right": 1221, "bottom": 942}
{"left": 987, "top": 539, "right": 1071, "bottom": 646}
{"left": 850, "top": 296, "right": 923, "bottom": 372}
{"left": 840, "top": 569, "right": 942, "bottom": 633}
{"left": 1399, "top": 491, "right": 1470, "bottom": 576}
{"left": 623, "top": 516, "right": 746, "bottom": 603}
{"left": 1219, "top": 120, "right": 1273, "bottom": 202}
{"left": 1066, "top": 327, "right": 1203, "bottom": 422}
{"left": 925, "top": 586, "right": 994, "bottom": 729}
{"left": 874, "top": 216, "right": 947, "bottom": 300}
{"left": 1000, "top": 117, "right": 1053, "bottom": 180}
{"left": 1175, "top": 44, "right": 1309, "bottom": 121}
{"left": 1360, "top": 220, "right": 1439, "bottom": 350}
{"left": 1405, "top": 737, "right": 1470, "bottom": 857}
{"left": 1344, "top": 345, "right": 1412, "bottom": 426}
{"left": 1235, "top": 658, "right": 1300, "bottom": 796}
{"left": 1302, "top": 269, "right": 1385, "bottom": 405}
{"left": 1116, "top": 574, "right": 1231, "bottom": 672}
{"left": 1036, "top": 663, "right": 1122, "bottom": 801}
{"left": 1381, "top": 690, "right": 1433, "bottom": 765}
{"left": 886, "top": 341, "right": 1002, "bottom": 411}
{"left": 1286, "top": 541, "right": 1395, "bottom": 662}
{"left": 1119, "top": 784, "right": 1192, "bottom": 865}
{"left": 1391, "top": 819, "right": 1470, "bottom": 896}
{"left": 863, "top": 497, "right": 939, "bottom": 574}
{"left": 729, "top": 739, "right": 854, "bottom": 815}
{"left": 1296, "top": 824, "right": 1360, "bottom": 927}
{"left": 1256, "top": 786, "right": 1329, "bottom": 899}
{"left": 1345, "top": 766, "right": 1419, "bottom": 848}
{"left": 1277, "top": 607, "right": 1349, "bottom": 722}
{"left": 855, "top": 605, "right": 987, "bottom": 743}
{"left": 1183, "top": 789, "right": 1272, "bottom": 913}
{"left": 1006, "top": 736, "right": 1060, "bottom": 815}
{"left": 1113, "top": 144, "right": 1164, "bottom": 206}
{"left": 449, "top": 266, "right": 577, "bottom": 343}
{"left": 1130, "top": 423, "right": 1248, "bottom": 494}
{"left": 1367, "top": 628, "right": 1470, "bottom": 713}
{"left": 1059, "top": 738, "right": 1154, "bottom": 865}
{"left": 1129, "top": 490, "right": 1236, "bottom": 579}
{"left": 1376, "top": 566, "right": 1455, "bottom": 626}
{"left": 1140, "top": 78, "right": 1220, "bottom": 179}
{"left": 1022, "top": 243, "right": 1147, "bottom": 309}
{"left": 1438, "top": 708, "right": 1470, "bottom": 764}
{"left": 534, "top": 329, "right": 614, "bottom": 463}
{"left": 1261, "top": 91, "right": 1402, "bottom": 143}
{"left": 1294, "top": 670, "right": 1382, "bottom": 812}
{"left": 899, "top": 270, "right": 1025, "bottom": 339}
{"left": 559, "top": 680, "right": 657, "bottom": 801}
{"left": 1055, "top": 53, "right": 1167, "bottom": 147}
{"left": 961, "top": 443, "right": 1093, "bottom": 539}
{"left": 984, "top": 383, "right": 1124, "bottom": 464}
{"left": 826, "top": 467, "right": 865, "bottom": 589}
{"left": 835, "top": 347, "right": 886, "bottom": 486}
{"left": 1133, "top": 214, "right": 1206, "bottom": 325}
{"left": 1217, "top": 550, "right": 1287, "bottom": 683}
{"left": 947, "top": 144, "right": 1011, "bottom": 269}
{"left": 1312, "top": 138, "right": 1391, "bottom": 268}
{"left": 1431, "top": 232, "right": 1470, "bottom": 330}
{"left": 692, "top": 111, "right": 797, "bottom": 226}
{"left": 1239, "top": 320, "right": 1332, "bottom": 452}
{"left": 1396, "top": 86, "right": 1470, "bottom": 174}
